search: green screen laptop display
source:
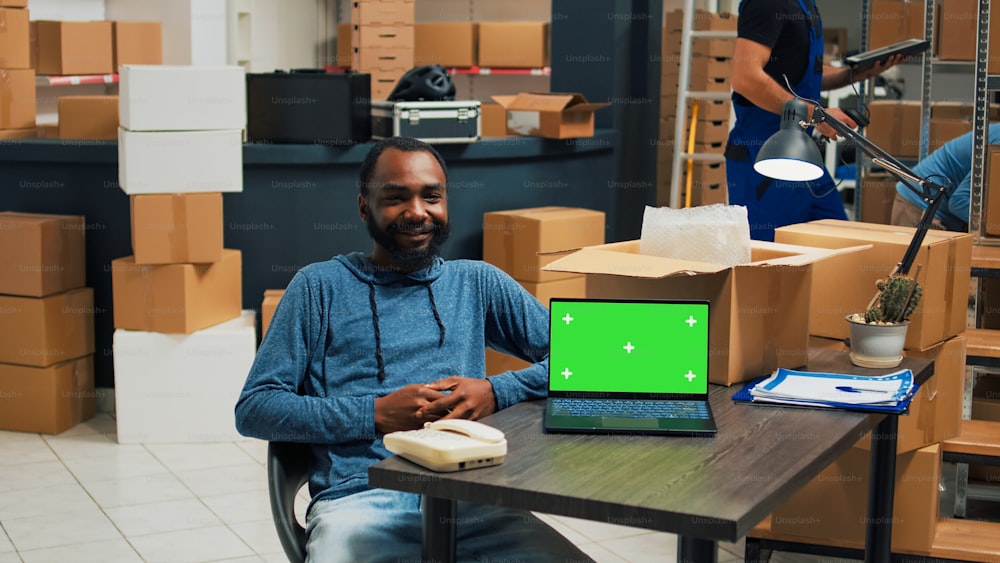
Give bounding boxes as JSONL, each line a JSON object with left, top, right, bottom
{"left": 548, "top": 299, "right": 709, "bottom": 395}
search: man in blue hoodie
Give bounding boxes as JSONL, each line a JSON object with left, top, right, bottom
{"left": 235, "top": 137, "right": 591, "bottom": 562}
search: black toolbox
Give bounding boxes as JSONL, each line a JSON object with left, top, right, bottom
{"left": 246, "top": 70, "right": 371, "bottom": 145}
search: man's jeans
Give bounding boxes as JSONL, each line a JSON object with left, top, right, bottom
{"left": 306, "top": 488, "right": 594, "bottom": 562}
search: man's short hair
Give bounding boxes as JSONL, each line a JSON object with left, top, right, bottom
{"left": 358, "top": 137, "right": 449, "bottom": 196}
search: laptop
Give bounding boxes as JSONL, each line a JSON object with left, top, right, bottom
{"left": 543, "top": 298, "right": 717, "bottom": 436}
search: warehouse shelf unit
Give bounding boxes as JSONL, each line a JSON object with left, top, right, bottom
{"left": 666, "top": 0, "right": 735, "bottom": 209}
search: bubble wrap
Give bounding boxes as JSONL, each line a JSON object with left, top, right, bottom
{"left": 639, "top": 204, "right": 752, "bottom": 266}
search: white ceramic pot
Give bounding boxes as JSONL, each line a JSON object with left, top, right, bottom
{"left": 845, "top": 315, "right": 909, "bottom": 368}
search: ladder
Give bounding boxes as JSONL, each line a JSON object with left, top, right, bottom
{"left": 667, "top": 0, "right": 736, "bottom": 209}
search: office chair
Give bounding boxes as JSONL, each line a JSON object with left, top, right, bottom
{"left": 268, "top": 441, "right": 311, "bottom": 563}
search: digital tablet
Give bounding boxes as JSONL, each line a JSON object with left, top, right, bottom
{"left": 843, "top": 38, "right": 930, "bottom": 73}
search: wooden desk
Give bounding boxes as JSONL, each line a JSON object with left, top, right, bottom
{"left": 369, "top": 350, "right": 934, "bottom": 563}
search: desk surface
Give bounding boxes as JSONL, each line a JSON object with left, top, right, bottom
{"left": 369, "top": 350, "right": 934, "bottom": 543}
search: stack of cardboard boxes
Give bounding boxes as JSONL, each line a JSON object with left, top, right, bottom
{"left": 0, "top": 212, "right": 95, "bottom": 434}
{"left": 349, "top": 0, "right": 416, "bottom": 100}
{"left": 481, "top": 207, "right": 605, "bottom": 374}
{"left": 110, "top": 64, "right": 254, "bottom": 444}
{"left": 657, "top": 9, "right": 736, "bottom": 208}
{"left": 45, "top": 19, "right": 162, "bottom": 141}
{"left": 766, "top": 219, "right": 974, "bottom": 552}
{"left": 0, "top": 0, "right": 36, "bottom": 140}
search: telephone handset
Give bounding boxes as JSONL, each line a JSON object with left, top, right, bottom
{"left": 383, "top": 419, "right": 507, "bottom": 472}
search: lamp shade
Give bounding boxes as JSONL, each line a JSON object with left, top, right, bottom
{"left": 753, "top": 99, "right": 826, "bottom": 181}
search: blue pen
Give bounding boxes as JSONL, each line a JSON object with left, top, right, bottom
{"left": 836, "top": 386, "right": 888, "bottom": 394}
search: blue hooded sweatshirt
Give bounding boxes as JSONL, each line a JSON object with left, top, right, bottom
{"left": 235, "top": 252, "right": 550, "bottom": 507}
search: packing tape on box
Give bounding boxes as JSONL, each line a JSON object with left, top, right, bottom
{"left": 170, "top": 194, "right": 188, "bottom": 262}
{"left": 0, "top": 69, "right": 10, "bottom": 128}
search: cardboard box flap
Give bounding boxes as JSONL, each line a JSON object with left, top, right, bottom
{"left": 504, "top": 92, "right": 610, "bottom": 112}
{"left": 491, "top": 95, "right": 517, "bottom": 108}
{"left": 543, "top": 245, "right": 730, "bottom": 278}
{"left": 0, "top": 211, "right": 78, "bottom": 223}
{"left": 784, "top": 219, "right": 972, "bottom": 247}
{"left": 543, "top": 239, "right": 870, "bottom": 278}
{"left": 742, "top": 240, "right": 873, "bottom": 267}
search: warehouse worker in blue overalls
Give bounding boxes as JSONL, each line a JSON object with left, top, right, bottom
{"left": 726, "top": 0, "right": 902, "bottom": 241}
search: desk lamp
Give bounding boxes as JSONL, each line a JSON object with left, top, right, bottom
{"left": 753, "top": 98, "right": 952, "bottom": 276}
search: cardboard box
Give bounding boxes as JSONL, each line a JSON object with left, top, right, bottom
{"left": 0, "top": 355, "right": 94, "bottom": 434}
{"left": 853, "top": 335, "right": 965, "bottom": 454}
{"left": 0, "top": 288, "right": 95, "bottom": 367}
{"left": 987, "top": 146, "right": 1000, "bottom": 235}
{"left": 480, "top": 103, "right": 509, "bottom": 137}
{"left": 664, "top": 9, "right": 737, "bottom": 32}
{"left": 774, "top": 220, "right": 972, "bottom": 350}
{"left": 0, "top": 68, "right": 35, "bottom": 130}
{"left": 477, "top": 22, "right": 548, "bottom": 68}
{"left": 111, "top": 249, "right": 242, "bottom": 334}
{"left": 494, "top": 92, "right": 610, "bottom": 139}
{"left": 130, "top": 193, "right": 223, "bottom": 264}
{"left": 32, "top": 20, "right": 113, "bottom": 75}
{"left": 483, "top": 207, "right": 606, "bottom": 283}
{"left": 0, "top": 128, "right": 36, "bottom": 140}
{"left": 485, "top": 348, "right": 531, "bottom": 376}
{"left": 113, "top": 311, "right": 256, "bottom": 443}
{"left": 0, "top": 212, "right": 85, "bottom": 297}
{"left": 937, "top": 0, "right": 977, "bottom": 61}
{"left": 518, "top": 276, "right": 587, "bottom": 308}
{"left": 543, "top": 240, "right": 854, "bottom": 385}
{"left": 369, "top": 68, "right": 407, "bottom": 100}
{"left": 659, "top": 117, "right": 729, "bottom": 144}
{"left": 0, "top": 0, "right": 27, "bottom": 7}
{"left": 0, "top": 7, "right": 29, "bottom": 68}
{"left": 352, "top": 24, "right": 414, "bottom": 50}
{"left": 118, "top": 128, "right": 244, "bottom": 194}
{"left": 58, "top": 95, "right": 119, "bottom": 140}
{"left": 336, "top": 22, "right": 352, "bottom": 67}
{"left": 351, "top": 0, "right": 415, "bottom": 26}
{"left": 351, "top": 46, "right": 414, "bottom": 72}
{"left": 119, "top": 65, "right": 246, "bottom": 132}
{"left": 859, "top": 172, "right": 898, "bottom": 225}
{"left": 869, "top": 0, "right": 927, "bottom": 50}
{"left": 929, "top": 118, "right": 972, "bottom": 152}
{"left": 973, "top": 375, "right": 1000, "bottom": 420}
{"left": 415, "top": 22, "right": 477, "bottom": 67}
{"left": 112, "top": 21, "right": 162, "bottom": 67}
{"left": 969, "top": 376, "right": 1000, "bottom": 482}
{"left": 866, "top": 101, "right": 922, "bottom": 157}
{"left": 261, "top": 289, "right": 284, "bottom": 338}
{"left": 770, "top": 443, "right": 941, "bottom": 553}
{"left": 661, "top": 96, "right": 731, "bottom": 122}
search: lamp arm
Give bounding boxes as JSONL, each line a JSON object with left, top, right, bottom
{"left": 809, "top": 103, "right": 950, "bottom": 277}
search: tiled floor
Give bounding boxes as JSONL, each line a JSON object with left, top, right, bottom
{"left": 0, "top": 414, "right": 928, "bottom": 562}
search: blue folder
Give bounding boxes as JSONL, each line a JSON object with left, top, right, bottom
{"left": 733, "top": 376, "right": 919, "bottom": 415}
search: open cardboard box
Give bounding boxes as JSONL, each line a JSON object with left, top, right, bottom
{"left": 544, "top": 240, "right": 866, "bottom": 385}
{"left": 492, "top": 92, "right": 609, "bottom": 139}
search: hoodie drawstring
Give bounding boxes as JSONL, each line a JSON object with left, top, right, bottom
{"left": 368, "top": 282, "right": 387, "bottom": 383}
{"left": 425, "top": 282, "right": 446, "bottom": 347}
{"left": 367, "top": 280, "right": 446, "bottom": 383}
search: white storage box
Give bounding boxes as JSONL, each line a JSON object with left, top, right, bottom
{"left": 372, "top": 100, "right": 481, "bottom": 143}
{"left": 113, "top": 310, "right": 256, "bottom": 443}
{"left": 119, "top": 65, "right": 247, "bottom": 131}
{"left": 118, "top": 128, "right": 243, "bottom": 194}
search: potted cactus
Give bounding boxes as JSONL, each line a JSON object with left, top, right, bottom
{"left": 845, "top": 269, "right": 923, "bottom": 368}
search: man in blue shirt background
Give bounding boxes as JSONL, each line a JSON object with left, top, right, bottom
{"left": 891, "top": 123, "right": 1000, "bottom": 231}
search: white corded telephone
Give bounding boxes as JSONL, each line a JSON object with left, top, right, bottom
{"left": 383, "top": 419, "right": 507, "bottom": 472}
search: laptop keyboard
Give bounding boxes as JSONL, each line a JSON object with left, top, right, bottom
{"left": 551, "top": 398, "right": 711, "bottom": 420}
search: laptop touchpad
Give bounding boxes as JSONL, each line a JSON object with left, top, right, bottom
{"left": 602, "top": 417, "right": 658, "bottom": 428}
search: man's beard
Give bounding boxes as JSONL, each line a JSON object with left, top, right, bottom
{"left": 366, "top": 214, "right": 451, "bottom": 272}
